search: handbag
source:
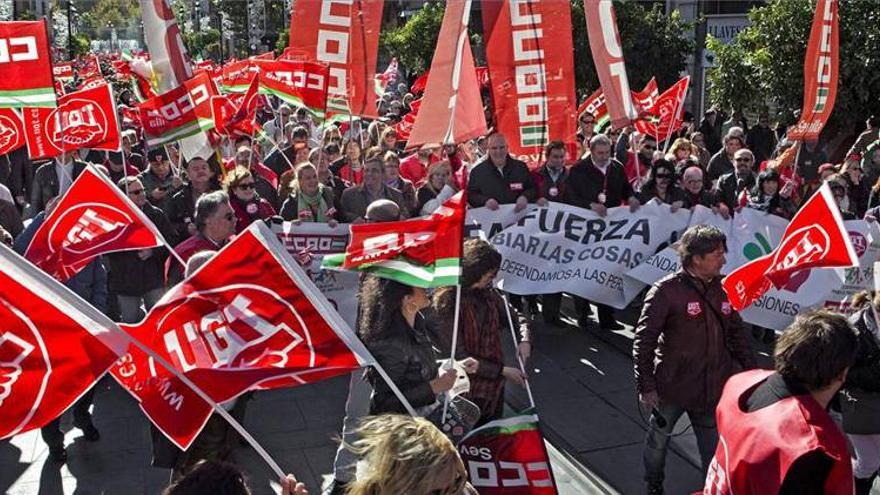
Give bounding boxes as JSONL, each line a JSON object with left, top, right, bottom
{"left": 421, "top": 394, "right": 481, "bottom": 445}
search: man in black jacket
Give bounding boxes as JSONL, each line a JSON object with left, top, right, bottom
{"left": 563, "top": 134, "right": 640, "bottom": 330}
{"left": 108, "top": 177, "right": 178, "bottom": 323}
{"left": 713, "top": 149, "right": 756, "bottom": 218}
{"left": 466, "top": 132, "right": 536, "bottom": 211}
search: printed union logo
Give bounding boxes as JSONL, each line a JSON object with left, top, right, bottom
{"left": 769, "top": 225, "right": 830, "bottom": 273}
{"left": 157, "top": 285, "right": 313, "bottom": 374}
{"left": 47, "top": 203, "right": 133, "bottom": 256}
{"left": 47, "top": 97, "right": 108, "bottom": 147}
{"left": 0, "top": 114, "right": 19, "bottom": 153}
{"left": 848, "top": 231, "right": 867, "bottom": 258}
{"left": 0, "top": 297, "right": 51, "bottom": 437}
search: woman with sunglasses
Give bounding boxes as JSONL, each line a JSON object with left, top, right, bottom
{"left": 638, "top": 160, "right": 687, "bottom": 211}
{"left": 223, "top": 166, "right": 276, "bottom": 234}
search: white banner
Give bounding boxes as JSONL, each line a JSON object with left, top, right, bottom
{"left": 483, "top": 202, "right": 691, "bottom": 309}
{"left": 626, "top": 206, "right": 880, "bottom": 330}
{"left": 274, "top": 222, "right": 360, "bottom": 330}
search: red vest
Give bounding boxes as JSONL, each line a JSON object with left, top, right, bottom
{"left": 702, "top": 370, "right": 853, "bottom": 495}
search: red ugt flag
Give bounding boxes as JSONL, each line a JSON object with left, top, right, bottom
{"left": 23, "top": 167, "right": 165, "bottom": 282}
{"left": 723, "top": 183, "right": 858, "bottom": 311}
{"left": 321, "top": 191, "right": 466, "bottom": 287}
{"left": 0, "top": 108, "right": 25, "bottom": 155}
{"left": 458, "top": 414, "right": 559, "bottom": 494}
{"left": 634, "top": 77, "right": 690, "bottom": 142}
{"left": 22, "top": 83, "right": 121, "bottom": 159}
{"left": 0, "top": 20, "right": 56, "bottom": 108}
{"left": 111, "top": 222, "right": 371, "bottom": 449}
{"left": 0, "top": 244, "right": 127, "bottom": 440}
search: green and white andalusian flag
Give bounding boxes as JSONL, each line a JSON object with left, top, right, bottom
{"left": 322, "top": 191, "right": 465, "bottom": 287}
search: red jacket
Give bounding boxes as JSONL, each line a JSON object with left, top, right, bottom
{"left": 703, "top": 370, "right": 853, "bottom": 495}
{"left": 165, "top": 233, "right": 225, "bottom": 285}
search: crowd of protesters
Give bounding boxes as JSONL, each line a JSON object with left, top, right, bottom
{"left": 4, "top": 64, "right": 880, "bottom": 495}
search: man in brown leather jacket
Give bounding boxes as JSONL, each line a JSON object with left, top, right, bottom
{"left": 633, "top": 224, "right": 756, "bottom": 495}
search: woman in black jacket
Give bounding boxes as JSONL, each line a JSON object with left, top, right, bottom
{"left": 747, "top": 169, "right": 797, "bottom": 219}
{"left": 360, "top": 275, "right": 473, "bottom": 415}
{"left": 843, "top": 292, "right": 880, "bottom": 495}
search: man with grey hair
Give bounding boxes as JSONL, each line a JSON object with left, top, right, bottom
{"left": 633, "top": 224, "right": 756, "bottom": 495}
{"left": 563, "top": 133, "right": 640, "bottom": 330}
{"left": 166, "top": 190, "right": 236, "bottom": 285}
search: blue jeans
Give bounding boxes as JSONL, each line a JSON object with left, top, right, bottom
{"left": 643, "top": 401, "right": 718, "bottom": 484}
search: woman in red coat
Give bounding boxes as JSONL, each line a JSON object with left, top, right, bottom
{"left": 223, "top": 166, "right": 276, "bottom": 233}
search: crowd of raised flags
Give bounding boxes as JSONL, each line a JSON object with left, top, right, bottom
{"left": 0, "top": 0, "right": 857, "bottom": 493}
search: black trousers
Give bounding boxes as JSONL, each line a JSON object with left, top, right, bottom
{"left": 41, "top": 387, "right": 96, "bottom": 449}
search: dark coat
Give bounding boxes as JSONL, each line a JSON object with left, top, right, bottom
{"left": 841, "top": 308, "right": 880, "bottom": 434}
{"left": 339, "top": 184, "right": 408, "bottom": 222}
{"left": 167, "top": 183, "right": 220, "bottom": 243}
{"left": 365, "top": 313, "right": 439, "bottom": 415}
{"left": 562, "top": 157, "right": 633, "bottom": 209}
{"left": 706, "top": 150, "right": 734, "bottom": 183}
{"left": 466, "top": 155, "right": 537, "bottom": 207}
{"left": 633, "top": 270, "right": 756, "bottom": 412}
{"left": 29, "top": 160, "right": 87, "bottom": 217}
{"left": 533, "top": 165, "right": 568, "bottom": 202}
{"left": 106, "top": 203, "right": 177, "bottom": 296}
{"left": 278, "top": 187, "right": 336, "bottom": 222}
{"left": 714, "top": 171, "right": 756, "bottom": 213}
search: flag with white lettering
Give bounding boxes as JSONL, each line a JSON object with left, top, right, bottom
{"left": 723, "top": 183, "right": 857, "bottom": 311}
{"left": 483, "top": 0, "right": 577, "bottom": 168}
{"left": 137, "top": 71, "right": 218, "bottom": 147}
{"left": 583, "top": 0, "right": 637, "bottom": 129}
{"left": 23, "top": 167, "right": 165, "bottom": 282}
{"left": 634, "top": 77, "right": 689, "bottom": 142}
{"left": 254, "top": 59, "right": 329, "bottom": 121}
{"left": 111, "top": 222, "right": 371, "bottom": 449}
{"left": 0, "top": 243, "right": 127, "bottom": 440}
{"left": 788, "top": 0, "right": 838, "bottom": 142}
{"left": 0, "top": 108, "right": 24, "bottom": 155}
{"left": 406, "top": 0, "right": 487, "bottom": 147}
{"left": 322, "top": 192, "right": 465, "bottom": 287}
{"left": 22, "top": 83, "right": 121, "bottom": 159}
{"left": 288, "top": 0, "right": 384, "bottom": 121}
{"left": 53, "top": 62, "right": 74, "bottom": 82}
{"left": 577, "top": 78, "right": 657, "bottom": 133}
{"left": 458, "top": 414, "right": 559, "bottom": 494}
{"left": 0, "top": 20, "right": 56, "bottom": 108}
{"left": 221, "top": 59, "right": 258, "bottom": 93}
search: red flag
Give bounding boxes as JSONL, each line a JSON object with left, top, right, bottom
{"left": 483, "top": 0, "right": 578, "bottom": 169}
{"left": 458, "top": 414, "right": 559, "bottom": 494}
{"left": 253, "top": 59, "right": 330, "bottom": 120}
{"left": 0, "top": 20, "right": 56, "bottom": 108}
{"left": 78, "top": 54, "right": 102, "bottom": 80}
{"left": 78, "top": 76, "right": 107, "bottom": 91}
{"left": 411, "top": 72, "right": 429, "bottom": 95}
{"left": 0, "top": 244, "right": 127, "bottom": 440}
{"left": 111, "top": 222, "right": 370, "bottom": 449}
{"left": 53, "top": 62, "right": 74, "bottom": 81}
{"left": 22, "top": 83, "right": 121, "bottom": 159}
{"left": 632, "top": 77, "right": 659, "bottom": 115}
{"left": 394, "top": 98, "right": 422, "bottom": 144}
{"left": 634, "top": 77, "right": 689, "bottom": 142}
{"left": 221, "top": 59, "right": 258, "bottom": 93}
{"left": 137, "top": 71, "right": 218, "bottom": 147}
{"left": 577, "top": 77, "right": 656, "bottom": 132}
{"left": 0, "top": 108, "right": 25, "bottom": 155}
{"left": 722, "top": 183, "right": 858, "bottom": 311}
{"left": 322, "top": 192, "right": 465, "bottom": 287}
{"left": 23, "top": 167, "right": 165, "bottom": 282}
{"left": 583, "top": 0, "right": 637, "bottom": 129}
{"left": 788, "top": 0, "right": 838, "bottom": 141}
{"left": 288, "top": 0, "right": 384, "bottom": 120}
{"left": 376, "top": 57, "right": 399, "bottom": 95}
{"left": 211, "top": 74, "right": 262, "bottom": 137}
{"left": 407, "top": 0, "right": 487, "bottom": 147}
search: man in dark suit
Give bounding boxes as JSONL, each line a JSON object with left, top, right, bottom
{"left": 339, "top": 155, "right": 408, "bottom": 223}
{"left": 563, "top": 133, "right": 640, "bottom": 330}
{"left": 466, "top": 132, "right": 537, "bottom": 211}
{"left": 533, "top": 140, "right": 569, "bottom": 325}
{"left": 28, "top": 152, "right": 88, "bottom": 218}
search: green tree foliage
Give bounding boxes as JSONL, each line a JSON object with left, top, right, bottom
{"left": 569, "top": 0, "right": 695, "bottom": 98}
{"left": 276, "top": 30, "right": 290, "bottom": 54}
{"left": 706, "top": 0, "right": 880, "bottom": 133}
{"left": 91, "top": 0, "right": 141, "bottom": 30}
{"left": 379, "top": 1, "right": 446, "bottom": 75}
{"left": 71, "top": 34, "right": 91, "bottom": 57}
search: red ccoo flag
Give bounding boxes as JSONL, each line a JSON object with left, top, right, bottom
{"left": 0, "top": 243, "right": 127, "bottom": 440}
{"left": 583, "top": 0, "right": 637, "bottom": 129}
{"left": 722, "top": 183, "right": 858, "bottom": 311}
{"left": 788, "top": 0, "right": 838, "bottom": 142}
{"left": 0, "top": 20, "right": 56, "bottom": 108}
{"left": 111, "top": 222, "right": 373, "bottom": 449}
{"left": 21, "top": 83, "right": 121, "bottom": 159}
{"left": 23, "top": 167, "right": 166, "bottom": 282}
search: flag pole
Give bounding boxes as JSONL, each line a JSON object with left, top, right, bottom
{"left": 439, "top": 0, "right": 473, "bottom": 425}
{"left": 662, "top": 79, "right": 689, "bottom": 156}
{"left": 500, "top": 292, "right": 535, "bottom": 408}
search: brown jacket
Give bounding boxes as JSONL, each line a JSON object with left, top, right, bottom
{"left": 633, "top": 270, "right": 756, "bottom": 412}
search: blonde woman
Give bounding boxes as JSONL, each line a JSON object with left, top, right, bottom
{"left": 416, "top": 161, "right": 456, "bottom": 215}
{"left": 279, "top": 162, "right": 338, "bottom": 226}
{"left": 346, "top": 415, "right": 476, "bottom": 495}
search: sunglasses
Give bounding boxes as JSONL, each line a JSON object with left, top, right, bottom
{"left": 236, "top": 182, "right": 256, "bottom": 190}
{"left": 735, "top": 158, "right": 753, "bottom": 163}
{"left": 128, "top": 188, "right": 145, "bottom": 195}
{"left": 580, "top": 119, "right": 594, "bottom": 125}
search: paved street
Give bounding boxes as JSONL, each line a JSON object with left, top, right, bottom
{"left": 0, "top": 297, "right": 785, "bottom": 495}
